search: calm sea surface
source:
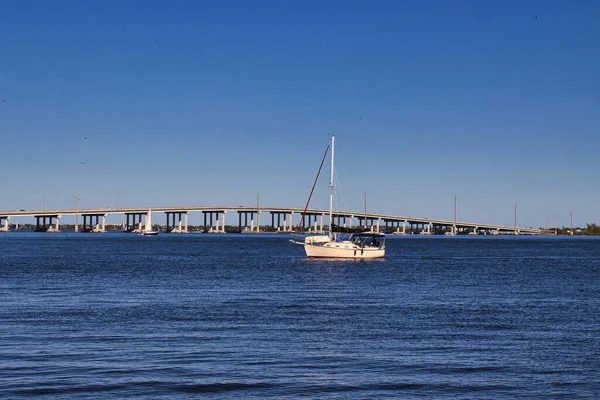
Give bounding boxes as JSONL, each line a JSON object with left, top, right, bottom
{"left": 1, "top": 233, "right": 599, "bottom": 399}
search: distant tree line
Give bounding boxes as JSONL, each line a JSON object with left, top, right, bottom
{"left": 551, "top": 223, "right": 600, "bottom": 236}
{"left": 582, "top": 223, "right": 600, "bottom": 235}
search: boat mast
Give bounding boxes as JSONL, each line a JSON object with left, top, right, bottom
{"left": 329, "top": 135, "right": 335, "bottom": 238}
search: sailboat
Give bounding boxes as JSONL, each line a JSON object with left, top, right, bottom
{"left": 140, "top": 209, "right": 159, "bottom": 236}
{"left": 291, "top": 135, "right": 385, "bottom": 259}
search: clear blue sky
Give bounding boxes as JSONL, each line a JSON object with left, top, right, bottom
{"left": 1, "top": 0, "right": 598, "bottom": 228}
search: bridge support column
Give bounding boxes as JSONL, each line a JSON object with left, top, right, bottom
{"left": 0, "top": 216, "right": 9, "bottom": 232}
{"left": 166, "top": 212, "right": 188, "bottom": 233}
{"left": 203, "top": 211, "right": 226, "bottom": 233}
{"left": 82, "top": 214, "right": 107, "bottom": 232}
{"left": 124, "top": 212, "right": 146, "bottom": 232}
{"left": 35, "top": 215, "right": 60, "bottom": 232}
{"left": 238, "top": 211, "right": 259, "bottom": 233}
{"left": 303, "top": 213, "right": 320, "bottom": 233}
{"left": 270, "top": 212, "right": 292, "bottom": 233}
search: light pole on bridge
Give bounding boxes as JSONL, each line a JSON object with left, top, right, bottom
{"left": 256, "top": 192, "right": 260, "bottom": 232}
{"left": 74, "top": 192, "right": 79, "bottom": 233}
{"left": 454, "top": 194, "right": 457, "bottom": 234}
{"left": 514, "top": 203, "right": 518, "bottom": 235}
{"left": 364, "top": 190, "right": 368, "bottom": 228}
{"left": 570, "top": 210, "right": 573, "bottom": 236}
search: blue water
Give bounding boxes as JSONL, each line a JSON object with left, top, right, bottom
{"left": 1, "top": 233, "right": 599, "bottom": 398}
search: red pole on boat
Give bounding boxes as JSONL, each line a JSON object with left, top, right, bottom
{"left": 295, "top": 143, "right": 330, "bottom": 234}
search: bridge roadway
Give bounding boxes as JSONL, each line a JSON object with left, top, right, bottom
{"left": 0, "top": 205, "right": 540, "bottom": 235}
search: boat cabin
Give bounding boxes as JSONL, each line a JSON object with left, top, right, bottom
{"left": 336, "top": 232, "right": 385, "bottom": 248}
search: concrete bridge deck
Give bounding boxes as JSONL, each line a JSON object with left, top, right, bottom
{"left": 0, "top": 205, "right": 541, "bottom": 235}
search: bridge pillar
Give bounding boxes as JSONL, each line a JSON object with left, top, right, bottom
{"left": 35, "top": 215, "right": 60, "bottom": 232}
{"left": 0, "top": 216, "right": 9, "bottom": 232}
{"left": 332, "top": 213, "right": 352, "bottom": 230}
{"left": 270, "top": 212, "right": 292, "bottom": 233}
{"left": 204, "top": 211, "right": 226, "bottom": 233}
{"left": 82, "top": 214, "right": 107, "bottom": 232}
{"left": 302, "top": 213, "right": 320, "bottom": 233}
{"left": 166, "top": 211, "right": 189, "bottom": 233}
{"left": 124, "top": 212, "right": 147, "bottom": 232}
{"left": 281, "top": 213, "right": 291, "bottom": 232}
{"left": 270, "top": 212, "right": 280, "bottom": 232}
{"left": 238, "top": 211, "right": 261, "bottom": 233}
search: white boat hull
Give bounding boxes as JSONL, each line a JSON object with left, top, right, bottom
{"left": 304, "top": 242, "right": 384, "bottom": 259}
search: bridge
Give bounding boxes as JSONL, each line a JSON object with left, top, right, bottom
{"left": 0, "top": 205, "right": 540, "bottom": 235}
